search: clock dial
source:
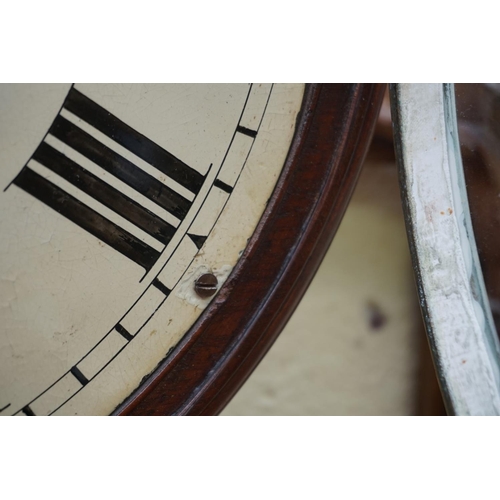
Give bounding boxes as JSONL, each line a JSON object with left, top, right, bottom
{"left": 0, "top": 83, "right": 305, "bottom": 416}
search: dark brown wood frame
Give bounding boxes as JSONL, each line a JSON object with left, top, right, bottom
{"left": 115, "top": 83, "right": 386, "bottom": 416}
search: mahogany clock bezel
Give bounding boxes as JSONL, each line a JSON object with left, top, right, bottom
{"left": 115, "top": 83, "right": 386, "bottom": 416}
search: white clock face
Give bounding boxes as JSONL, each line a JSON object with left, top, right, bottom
{"left": 0, "top": 83, "right": 305, "bottom": 416}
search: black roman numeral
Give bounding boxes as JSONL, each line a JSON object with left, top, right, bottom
{"left": 12, "top": 87, "right": 204, "bottom": 273}
{"left": 14, "top": 167, "right": 161, "bottom": 271}
{"left": 64, "top": 88, "right": 205, "bottom": 194}
{"left": 49, "top": 115, "right": 191, "bottom": 220}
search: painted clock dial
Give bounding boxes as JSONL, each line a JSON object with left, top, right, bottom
{"left": 0, "top": 83, "right": 305, "bottom": 416}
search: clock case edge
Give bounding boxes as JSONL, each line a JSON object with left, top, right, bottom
{"left": 115, "top": 83, "right": 386, "bottom": 416}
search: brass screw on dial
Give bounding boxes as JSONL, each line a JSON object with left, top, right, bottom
{"left": 194, "top": 273, "right": 218, "bottom": 299}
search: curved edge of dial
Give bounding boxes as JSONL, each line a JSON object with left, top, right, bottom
{"left": 115, "top": 83, "right": 386, "bottom": 416}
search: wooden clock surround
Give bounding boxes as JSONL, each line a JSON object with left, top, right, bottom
{"left": 116, "top": 84, "right": 386, "bottom": 416}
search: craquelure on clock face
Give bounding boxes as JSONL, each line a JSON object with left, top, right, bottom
{"left": 0, "top": 83, "right": 304, "bottom": 416}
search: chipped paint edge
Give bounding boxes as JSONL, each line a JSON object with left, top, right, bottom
{"left": 391, "top": 83, "right": 500, "bottom": 415}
